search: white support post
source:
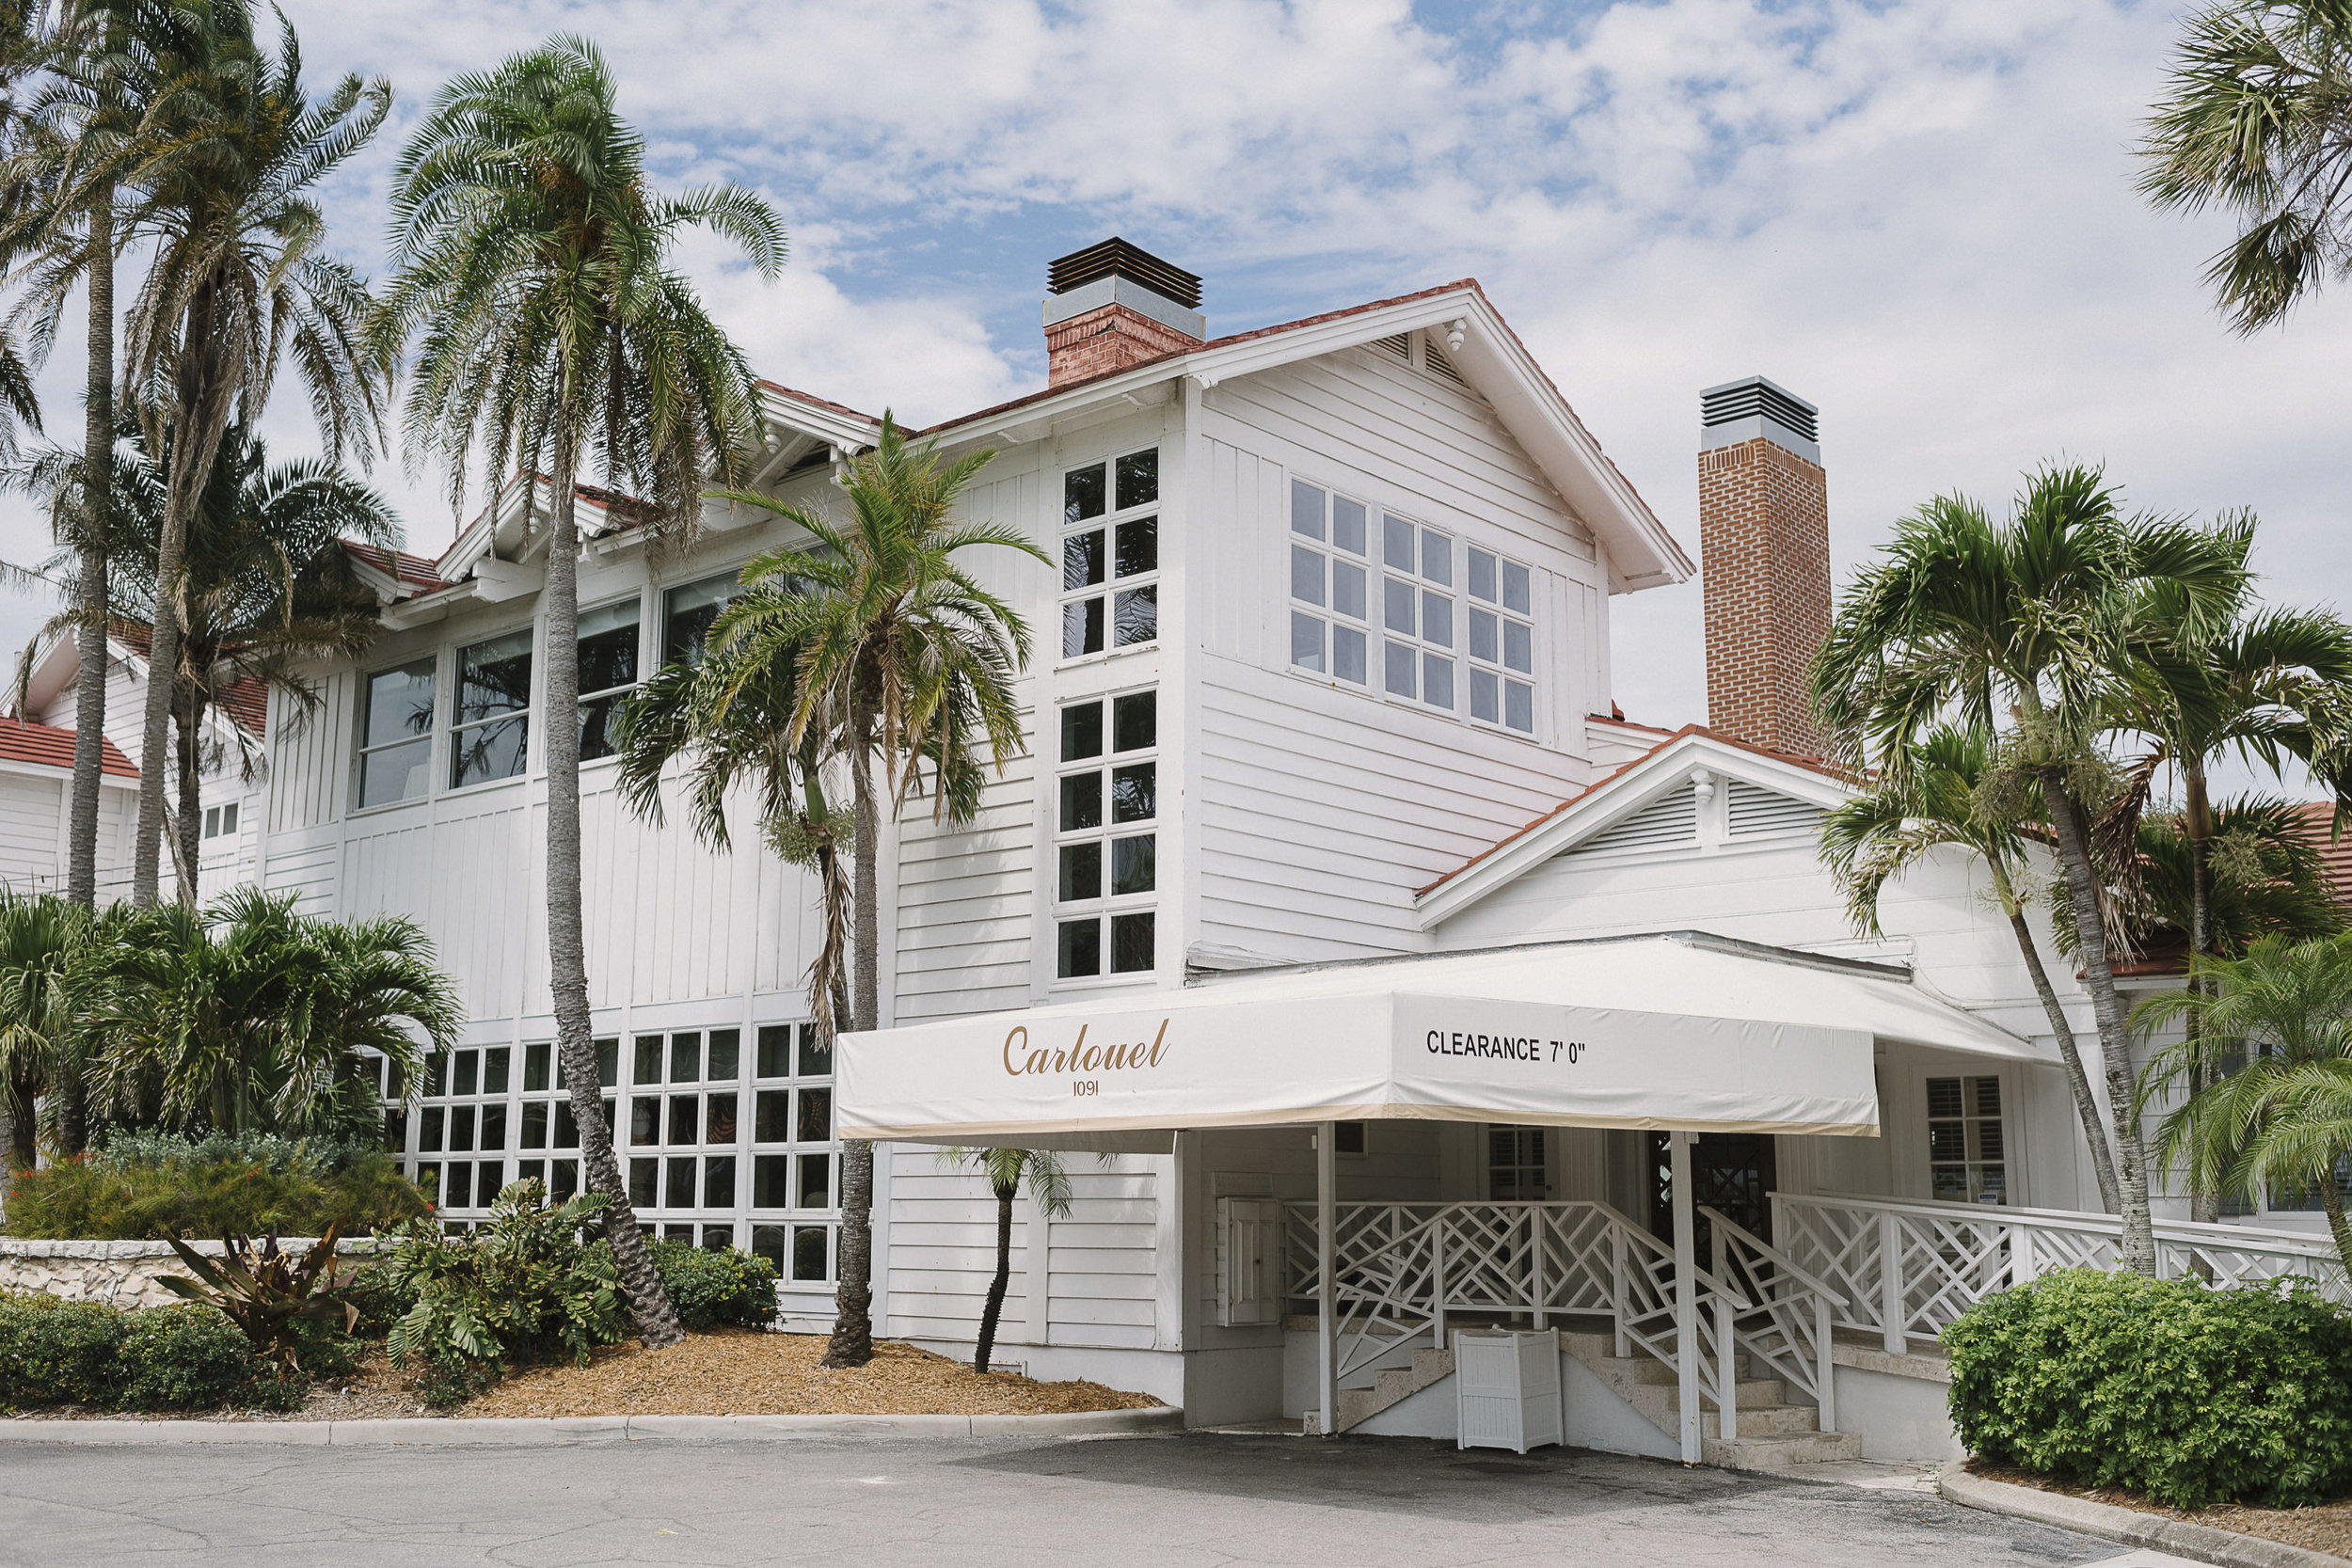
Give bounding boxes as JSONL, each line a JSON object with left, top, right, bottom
{"left": 1611, "top": 1222, "right": 1630, "bottom": 1359}
{"left": 1711, "top": 1220, "right": 1735, "bottom": 1443}
{"left": 1317, "top": 1120, "right": 1337, "bottom": 1438}
{"left": 1814, "top": 1293, "right": 1836, "bottom": 1434}
{"left": 2011, "top": 1221, "right": 2036, "bottom": 1288}
{"left": 1431, "top": 1216, "right": 1446, "bottom": 1352}
{"left": 1879, "top": 1210, "right": 1905, "bottom": 1355}
{"left": 1530, "top": 1207, "right": 1548, "bottom": 1329}
{"left": 1670, "top": 1131, "right": 1701, "bottom": 1465}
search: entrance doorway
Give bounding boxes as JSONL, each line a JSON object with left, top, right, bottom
{"left": 1647, "top": 1132, "right": 1779, "bottom": 1247}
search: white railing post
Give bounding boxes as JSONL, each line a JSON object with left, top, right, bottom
{"left": 1814, "top": 1292, "right": 1836, "bottom": 1433}
{"left": 1879, "top": 1210, "right": 1905, "bottom": 1354}
{"left": 2011, "top": 1221, "right": 2035, "bottom": 1288}
{"left": 1530, "top": 1207, "right": 1548, "bottom": 1329}
{"left": 1612, "top": 1221, "right": 1630, "bottom": 1359}
{"left": 1431, "top": 1214, "right": 1446, "bottom": 1351}
{"left": 1711, "top": 1224, "right": 1736, "bottom": 1442}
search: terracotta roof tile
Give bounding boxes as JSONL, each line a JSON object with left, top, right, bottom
{"left": 0, "top": 716, "right": 135, "bottom": 778}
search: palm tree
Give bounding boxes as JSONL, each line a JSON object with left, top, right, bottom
{"left": 2133, "top": 798, "right": 2344, "bottom": 956}
{"left": 81, "top": 886, "right": 456, "bottom": 1135}
{"left": 706, "top": 416, "right": 1047, "bottom": 1366}
{"left": 0, "top": 890, "right": 89, "bottom": 1170}
{"left": 115, "top": 2, "right": 390, "bottom": 908}
{"left": 1814, "top": 465, "right": 2247, "bottom": 1273}
{"left": 1821, "top": 724, "right": 2123, "bottom": 1213}
{"left": 2140, "top": 0, "right": 2352, "bottom": 331}
{"left": 2136, "top": 934, "right": 2352, "bottom": 1276}
{"left": 372, "top": 34, "right": 783, "bottom": 1351}
{"left": 935, "top": 1146, "right": 1073, "bottom": 1373}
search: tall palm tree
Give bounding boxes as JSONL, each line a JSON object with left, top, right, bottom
{"left": 935, "top": 1146, "right": 1073, "bottom": 1374}
{"left": 2141, "top": 0, "right": 2352, "bottom": 331}
{"left": 0, "top": 890, "right": 89, "bottom": 1170}
{"left": 2133, "top": 797, "right": 2344, "bottom": 955}
{"left": 2136, "top": 934, "right": 2352, "bottom": 1276}
{"left": 707, "top": 416, "right": 1046, "bottom": 1367}
{"left": 1821, "top": 724, "right": 2123, "bottom": 1213}
{"left": 115, "top": 1, "right": 389, "bottom": 908}
{"left": 1815, "top": 465, "right": 2247, "bottom": 1273}
{"left": 372, "top": 35, "right": 783, "bottom": 1351}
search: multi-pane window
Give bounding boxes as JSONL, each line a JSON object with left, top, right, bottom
{"left": 623, "top": 1028, "right": 746, "bottom": 1252}
{"left": 1466, "top": 546, "right": 1535, "bottom": 735}
{"left": 661, "top": 573, "right": 739, "bottom": 667}
{"left": 577, "top": 597, "right": 642, "bottom": 761}
{"left": 449, "top": 628, "right": 533, "bottom": 788}
{"left": 201, "top": 801, "right": 240, "bottom": 839}
{"left": 1381, "top": 514, "right": 1458, "bottom": 711}
{"left": 748, "top": 1022, "right": 839, "bottom": 1284}
{"left": 1062, "top": 450, "right": 1159, "bottom": 658}
{"left": 1054, "top": 689, "right": 1157, "bottom": 980}
{"left": 1488, "top": 1125, "right": 1548, "bottom": 1200}
{"left": 410, "top": 1038, "right": 615, "bottom": 1221}
{"left": 357, "top": 657, "right": 437, "bottom": 808}
{"left": 1287, "top": 480, "right": 1370, "bottom": 686}
{"left": 1927, "top": 1076, "right": 2007, "bottom": 1205}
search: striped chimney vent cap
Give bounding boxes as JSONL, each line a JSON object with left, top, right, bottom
{"left": 1700, "top": 375, "right": 1819, "bottom": 464}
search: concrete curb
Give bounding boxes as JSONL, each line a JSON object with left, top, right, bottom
{"left": 1938, "top": 1466, "right": 2350, "bottom": 1568}
{"left": 0, "top": 1404, "right": 1184, "bottom": 1447}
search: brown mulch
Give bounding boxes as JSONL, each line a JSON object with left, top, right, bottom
{"left": 464, "top": 1330, "right": 1159, "bottom": 1418}
{"left": 1970, "top": 1461, "right": 2352, "bottom": 1561}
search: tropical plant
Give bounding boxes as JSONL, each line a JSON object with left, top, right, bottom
{"left": 2136, "top": 933, "right": 2352, "bottom": 1276}
{"left": 700, "top": 416, "right": 1047, "bottom": 1366}
{"left": 157, "top": 1224, "right": 355, "bottom": 1373}
{"left": 935, "top": 1146, "right": 1073, "bottom": 1373}
{"left": 2133, "top": 798, "right": 2344, "bottom": 956}
{"left": 0, "top": 890, "right": 89, "bottom": 1169}
{"left": 2140, "top": 0, "right": 2352, "bottom": 332}
{"left": 78, "top": 886, "right": 458, "bottom": 1136}
{"left": 371, "top": 35, "right": 784, "bottom": 1354}
{"left": 1814, "top": 465, "right": 2248, "bottom": 1273}
{"left": 113, "top": 2, "right": 389, "bottom": 907}
{"left": 2, "top": 1137, "right": 426, "bottom": 1239}
{"left": 641, "top": 1239, "right": 779, "bottom": 1332}
{"left": 1820, "top": 725, "right": 2123, "bottom": 1213}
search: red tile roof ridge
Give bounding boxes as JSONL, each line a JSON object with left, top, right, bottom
{"left": 0, "top": 715, "right": 135, "bottom": 778}
{"left": 1417, "top": 723, "right": 1854, "bottom": 899}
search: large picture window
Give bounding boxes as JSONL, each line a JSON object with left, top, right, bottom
{"left": 1054, "top": 688, "right": 1157, "bottom": 980}
{"left": 661, "top": 573, "right": 739, "bottom": 667}
{"left": 1062, "top": 449, "right": 1159, "bottom": 658}
{"left": 577, "top": 596, "right": 642, "bottom": 761}
{"left": 450, "top": 627, "right": 532, "bottom": 788}
{"left": 357, "top": 657, "right": 437, "bottom": 808}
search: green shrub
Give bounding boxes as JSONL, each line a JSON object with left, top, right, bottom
{"left": 0, "top": 1294, "right": 125, "bottom": 1406}
{"left": 1945, "top": 1268, "right": 2352, "bottom": 1509}
{"left": 647, "top": 1241, "right": 778, "bottom": 1331}
{"left": 114, "top": 1305, "right": 254, "bottom": 1409}
{"left": 374, "top": 1180, "right": 628, "bottom": 1404}
{"left": 0, "top": 1294, "right": 290, "bottom": 1412}
{"left": 2, "top": 1148, "right": 428, "bottom": 1241}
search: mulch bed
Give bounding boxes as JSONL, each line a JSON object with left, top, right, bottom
{"left": 1969, "top": 1461, "right": 2352, "bottom": 1561}
{"left": 10, "top": 1332, "right": 1159, "bottom": 1423}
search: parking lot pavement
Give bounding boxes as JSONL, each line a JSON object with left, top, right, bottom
{"left": 0, "top": 1430, "right": 2155, "bottom": 1567}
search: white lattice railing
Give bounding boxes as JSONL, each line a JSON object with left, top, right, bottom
{"left": 1703, "top": 1204, "right": 1843, "bottom": 1438}
{"left": 1774, "top": 1192, "right": 2352, "bottom": 1353}
{"left": 1283, "top": 1200, "right": 1767, "bottom": 1441}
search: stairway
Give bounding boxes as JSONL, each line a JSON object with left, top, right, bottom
{"left": 1553, "top": 1325, "right": 1862, "bottom": 1467}
{"left": 1302, "top": 1339, "right": 1454, "bottom": 1434}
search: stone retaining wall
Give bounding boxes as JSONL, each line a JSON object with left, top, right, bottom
{"left": 0, "top": 1239, "right": 364, "bottom": 1309}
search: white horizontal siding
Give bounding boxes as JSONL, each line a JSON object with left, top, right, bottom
{"left": 0, "top": 772, "right": 63, "bottom": 889}
{"left": 895, "top": 744, "right": 1036, "bottom": 1023}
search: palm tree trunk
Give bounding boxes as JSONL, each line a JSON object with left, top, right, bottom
{"left": 66, "top": 180, "right": 114, "bottom": 911}
{"left": 2185, "top": 768, "right": 2218, "bottom": 1227}
{"left": 977, "top": 1180, "right": 1014, "bottom": 1374}
{"left": 822, "top": 701, "right": 881, "bottom": 1370}
{"left": 2317, "top": 1163, "right": 2352, "bottom": 1283}
{"left": 173, "top": 683, "right": 201, "bottom": 904}
{"left": 543, "top": 411, "right": 682, "bottom": 1352}
{"left": 2042, "top": 769, "right": 2158, "bottom": 1274}
{"left": 1993, "top": 852, "right": 2122, "bottom": 1212}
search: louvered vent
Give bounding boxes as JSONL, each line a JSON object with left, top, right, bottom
{"left": 1726, "top": 780, "right": 1823, "bottom": 839}
{"left": 1565, "top": 790, "right": 1698, "bottom": 858}
{"left": 1373, "top": 332, "right": 1409, "bottom": 360}
{"left": 1424, "top": 343, "right": 1471, "bottom": 388}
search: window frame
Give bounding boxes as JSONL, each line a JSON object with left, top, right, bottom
{"left": 1376, "top": 512, "right": 1460, "bottom": 716}
{"left": 1050, "top": 685, "right": 1160, "bottom": 986}
{"left": 575, "top": 592, "right": 646, "bottom": 765}
{"left": 660, "top": 570, "right": 744, "bottom": 671}
{"left": 1464, "top": 545, "right": 1538, "bottom": 736}
{"left": 1284, "top": 478, "right": 1375, "bottom": 689}
{"left": 1058, "top": 447, "right": 1163, "bottom": 667}
{"left": 1918, "top": 1069, "right": 2015, "bottom": 1208}
{"left": 446, "top": 624, "right": 537, "bottom": 793}
{"left": 353, "top": 653, "right": 442, "bottom": 814}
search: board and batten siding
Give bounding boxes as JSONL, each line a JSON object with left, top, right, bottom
{"left": 1182, "top": 347, "right": 1614, "bottom": 963}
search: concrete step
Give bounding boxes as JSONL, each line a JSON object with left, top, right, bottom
{"left": 1622, "top": 1381, "right": 1819, "bottom": 1438}
{"left": 1704, "top": 1428, "right": 1865, "bottom": 1468}
{"left": 1320, "top": 1344, "right": 1456, "bottom": 1433}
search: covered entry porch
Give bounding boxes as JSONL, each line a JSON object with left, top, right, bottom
{"left": 842, "top": 931, "right": 2064, "bottom": 1464}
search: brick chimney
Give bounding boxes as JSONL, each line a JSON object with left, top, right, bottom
{"left": 1043, "top": 238, "right": 1206, "bottom": 388}
{"left": 1697, "top": 376, "right": 1831, "bottom": 757}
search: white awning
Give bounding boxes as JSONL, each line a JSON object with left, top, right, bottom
{"left": 836, "top": 932, "right": 2042, "bottom": 1146}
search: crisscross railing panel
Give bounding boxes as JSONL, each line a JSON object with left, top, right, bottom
{"left": 1702, "top": 1204, "right": 1844, "bottom": 1435}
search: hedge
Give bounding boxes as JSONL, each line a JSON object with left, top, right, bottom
{"left": 1945, "top": 1268, "right": 2352, "bottom": 1509}
{"left": 0, "top": 1294, "right": 278, "bottom": 1412}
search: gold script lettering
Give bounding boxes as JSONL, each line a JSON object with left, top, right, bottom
{"left": 1003, "top": 1026, "right": 1028, "bottom": 1077}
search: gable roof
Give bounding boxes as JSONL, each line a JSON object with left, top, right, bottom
{"left": 0, "top": 716, "right": 135, "bottom": 778}
{"left": 1415, "top": 724, "right": 1855, "bottom": 926}
{"left": 105, "top": 621, "right": 270, "bottom": 740}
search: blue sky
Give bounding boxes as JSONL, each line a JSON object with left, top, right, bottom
{"left": 5, "top": 0, "right": 2349, "bottom": 754}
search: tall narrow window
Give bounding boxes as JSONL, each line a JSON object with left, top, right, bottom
{"left": 1061, "top": 449, "right": 1159, "bottom": 658}
{"left": 1466, "top": 546, "right": 1536, "bottom": 734}
{"left": 661, "top": 573, "right": 740, "bottom": 667}
{"left": 750, "top": 1022, "right": 839, "bottom": 1282}
{"left": 1926, "top": 1076, "right": 2007, "bottom": 1204}
{"left": 577, "top": 596, "right": 642, "bottom": 760}
{"left": 1379, "top": 513, "right": 1456, "bottom": 712}
{"left": 449, "top": 628, "right": 532, "bottom": 787}
{"left": 1054, "top": 689, "right": 1157, "bottom": 979}
{"left": 1488, "top": 1126, "right": 1547, "bottom": 1200}
{"left": 1286, "top": 480, "right": 1370, "bottom": 686}
{"left": 357, "top": 657, "right": 437, "bottom": 808}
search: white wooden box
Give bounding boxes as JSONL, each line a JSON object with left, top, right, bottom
{"left": 1454, "top": 1330, "right": 1564, "bottom": 1453}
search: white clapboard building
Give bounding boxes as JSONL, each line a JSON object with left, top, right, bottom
{"left": 99, "top": 239, "right": 2344, "bottom": 1465}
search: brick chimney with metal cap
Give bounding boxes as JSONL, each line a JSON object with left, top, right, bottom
{"left": 1697, "top": 375, "right": 1831, "bottom": 757}
{"left": 1044, "top": 238, "right": 1206, "bottom": 388}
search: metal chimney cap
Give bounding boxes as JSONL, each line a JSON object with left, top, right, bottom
{"left": 1047, "top": 238, "right": 1201, "bottom": 308}
{"left": 1700, "top": 375, "right": 1820, "bottom": 463}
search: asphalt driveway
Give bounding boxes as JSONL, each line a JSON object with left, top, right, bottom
{"left": 0, "top": 1430, "right": 2169, "bottom": 1567}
